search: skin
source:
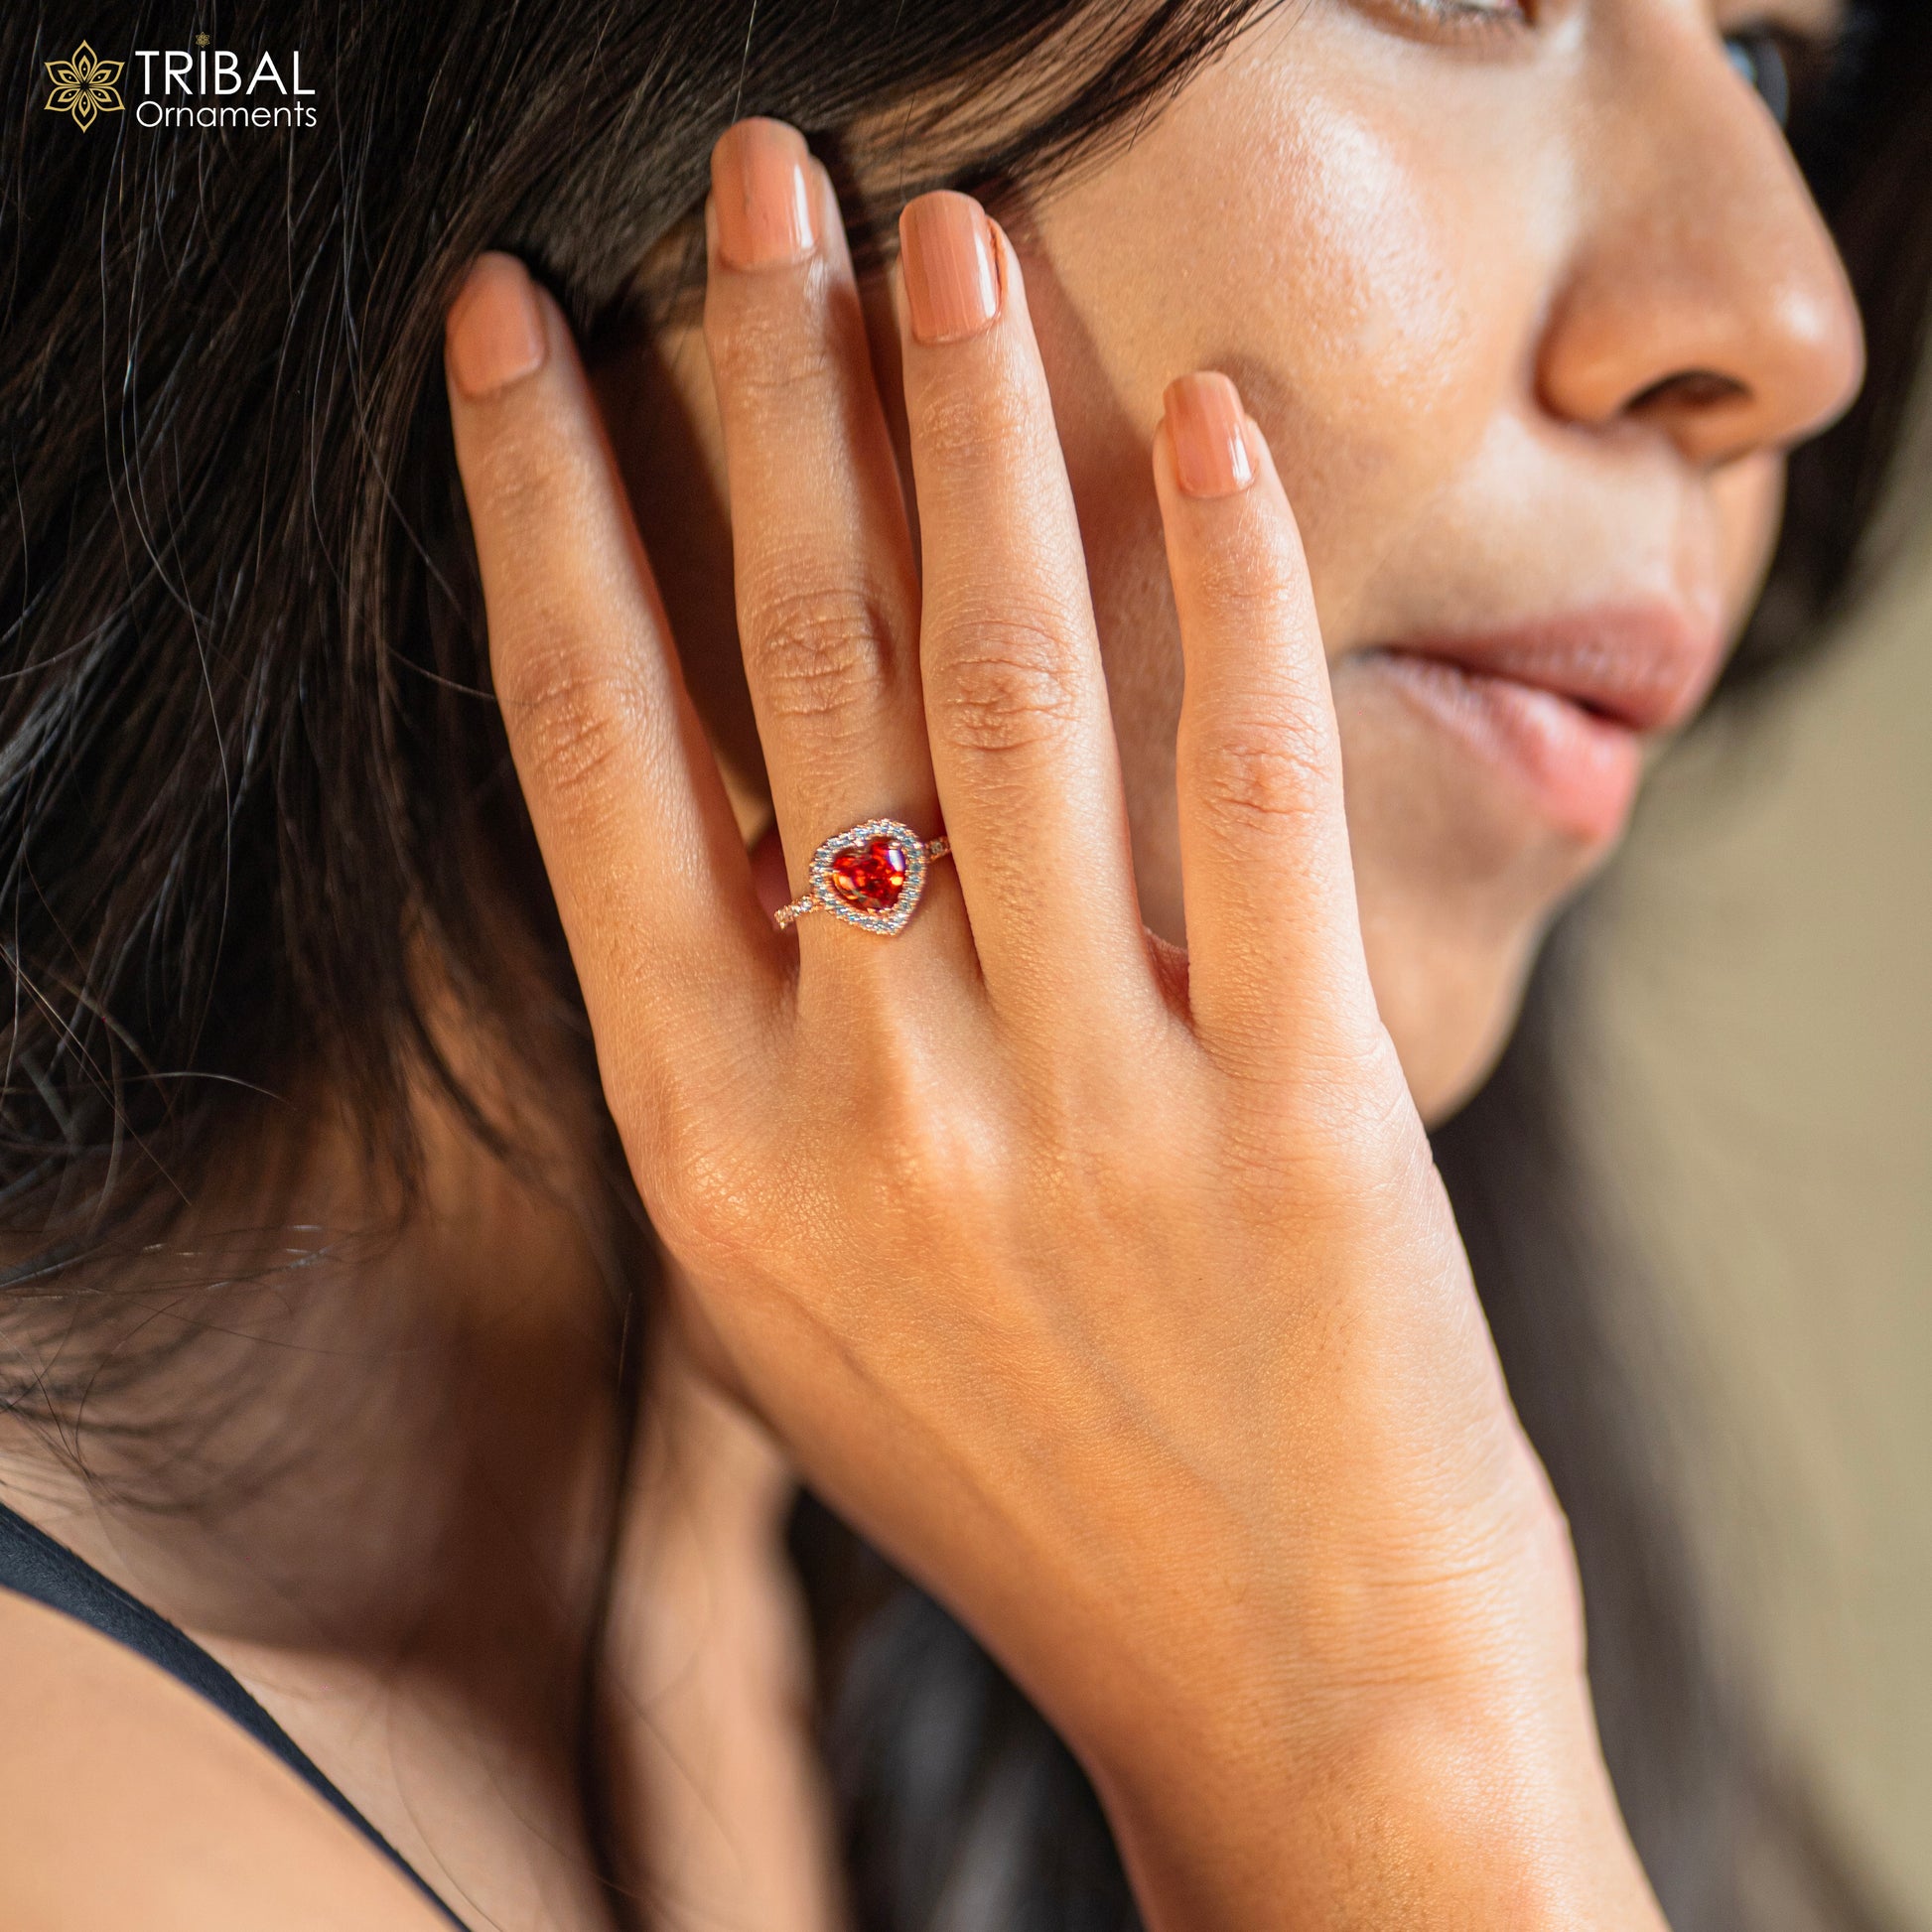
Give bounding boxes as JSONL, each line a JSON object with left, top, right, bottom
{"left": 0, "top": 1, "right": 1863, "bottom": 1928}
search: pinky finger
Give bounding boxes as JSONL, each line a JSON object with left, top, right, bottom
{"left": 1155, "top": 374, "right": 1382, "bottom": 1077}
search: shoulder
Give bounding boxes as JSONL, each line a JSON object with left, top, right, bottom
{"left": 0, "top": 1587, "right": 445, "bottom": 1931}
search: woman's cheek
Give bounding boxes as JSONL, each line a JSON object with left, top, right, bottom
{"left": 1035, "top": 48, "right": 1525, "bottom": 647}
{"left": 1024, "top": 28, "right": 1574, "bottom": 1058}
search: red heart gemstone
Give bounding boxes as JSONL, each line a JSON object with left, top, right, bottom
{"left": 828, "top": 836, "right": 908, "bottom": 914}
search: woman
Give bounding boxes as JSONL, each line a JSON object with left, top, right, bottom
{"left": 1, "top": 1, "right": 1926, "bottom": 1927}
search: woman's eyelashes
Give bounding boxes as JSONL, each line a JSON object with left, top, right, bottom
{"left": 1374, "top": 0, "right": 1853, "bottom": 95}
{"left": 1389, "top": 0, "right": 1530, "bottom": 30}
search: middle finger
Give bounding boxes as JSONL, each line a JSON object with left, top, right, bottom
{"left": 702, "top": 120, "right": 953, "bottom": 963}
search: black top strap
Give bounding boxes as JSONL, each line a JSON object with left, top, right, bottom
{"left": 0, "top": 1499, "right": 468, "bottom": 1929}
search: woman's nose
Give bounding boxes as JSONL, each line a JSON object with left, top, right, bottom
{"left": 1537, "top": 14, "right": 1866, "bottom": 470}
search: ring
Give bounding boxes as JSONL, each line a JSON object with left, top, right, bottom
{"left": 774, "top": 818, "right": 951, "bottom": 935}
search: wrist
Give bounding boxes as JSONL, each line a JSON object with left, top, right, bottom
{"left": 1083, "top": 1663, "right": 1663, "bottom": 1932}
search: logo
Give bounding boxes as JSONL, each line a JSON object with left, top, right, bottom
{"left": 38, "top": 37, "right": 320, "bottom": 133}
{"left": 44, "top": 41, "right": 124, "bottom": 128}
{"left": 130, "top": 43, "right": 319, "bottom": 128}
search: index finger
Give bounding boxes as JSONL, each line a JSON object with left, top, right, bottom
{"left": 445, "top": 254, "right": 777, "bottom": 1116}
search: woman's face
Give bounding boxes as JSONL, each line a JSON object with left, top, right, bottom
{"left": 621, "top": 0, "right": 1863, "bottom": 1122}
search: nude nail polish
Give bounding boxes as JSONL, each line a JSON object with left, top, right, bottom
{"left": 711, "top": 118, "right": 816, "bottom": 270}
{"left": 447, "top": 253, "right": 547, "bottom": 399}
{"left": 899, "top": 192, "right": 1001, "bottom": 345}
{"left": 1166, "top": 372, "right": 1256, "bottom": 498}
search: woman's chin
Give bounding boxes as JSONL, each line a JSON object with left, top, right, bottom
{"left": 1399, "top": 971, "right": 1539, "bottom": 1128}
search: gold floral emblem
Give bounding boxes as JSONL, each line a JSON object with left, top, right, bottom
{"left": 44, "top": 42, "right": 124, "bottom": 129}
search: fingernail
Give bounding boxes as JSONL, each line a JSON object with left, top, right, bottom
{"left": 1165, "top": 373, "right": 1257, "bottom": 498}
{"left": 899, "top": 192, "right": 1001, "bottom": 345}
{"left": 711, "top": 118, "right": 816, "bottom": 270}
{"left": 447, "top": 254, "right": 547, "bottom": 399}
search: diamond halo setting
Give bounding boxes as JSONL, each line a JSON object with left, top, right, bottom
{"left": 774, "top": 818, "right": 950, "bottom": 935}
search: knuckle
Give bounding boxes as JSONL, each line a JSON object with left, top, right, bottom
{"left": 647, "top": 1154, "right": 750, "bottom": 1275}
{"left": 1230, "top": 1031, "right": 1425, "bottom": 1187}
{"left": 739, "top": 577, "right": 895, "bottom": 732}
{"left": 1189, "top": 708, "right": 1335, "bottom": 836}
{"left": 495, "top": 627, "right": 642, "bottom": 806}
{"left": 870, "top": 1101, "right": 1002, "bottom": 1254}
{"left": 929, "top": 609, "right": 1080, "bottom": 758}
{"left": 473, "top": 419, "right": 589, "bottom": 540}
{"left": 914, "top": 373, "right": 1037, "bottom": 474}
{"left": 633, "top": 1087, "right": 773, "bottom": 1270}
{"left": 809, "top": 1027, "right": 998, "bottom": 1230}
{"left": 1332, "top": 1045, "right": 1435, "bottom": 1170}
{"left": 862, "top": 1085, "right": 960, "bottom": 1215}
{"left": 1190, "top": 536, "right": 1305, "bottom": 626}
{"left": 706, "top": 287, "right": 840, "bottom": 404}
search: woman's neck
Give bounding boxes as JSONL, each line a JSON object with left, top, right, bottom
{"left": 0, "top": 1077, "right": 640, "bottom": 1928}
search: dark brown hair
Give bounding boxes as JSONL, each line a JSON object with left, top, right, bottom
{"left": 2, "top": 2, "right": 1927, "bottom": 1925}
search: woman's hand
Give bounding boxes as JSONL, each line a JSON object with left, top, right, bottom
{"left": 445, "top": 119, "right": 1661, "bottom": 1930}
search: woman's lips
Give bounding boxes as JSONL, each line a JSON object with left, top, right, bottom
{"left": 1361, "top": 605, "right": 1725, "bottom": 845}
